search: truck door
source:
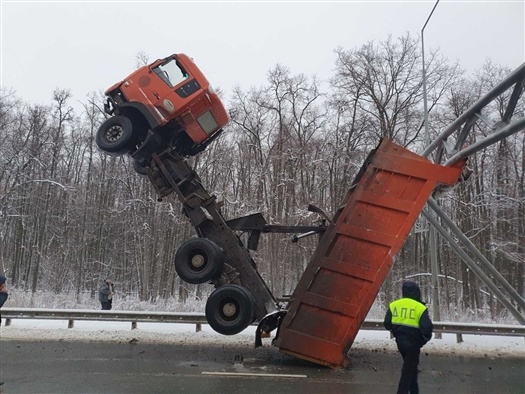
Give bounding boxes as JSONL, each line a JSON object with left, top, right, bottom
{"left": 151, "top": 56, "right": 199, "bottom": 114}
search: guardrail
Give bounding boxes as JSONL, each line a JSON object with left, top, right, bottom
{"left": 1, "top": 308, "right": 208, "bottom": 331}
{"left": 2, "top": 308, "right": 524, "bottom": 343}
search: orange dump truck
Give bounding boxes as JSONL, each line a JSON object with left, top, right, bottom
{"left": 96, "top": 55, "right": 466, "bottom": 369}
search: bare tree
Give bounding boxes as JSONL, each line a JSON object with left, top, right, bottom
{"left": 135, "top": 51, "right": 150, "bottom": 69}
{"left": 331, "top": 33, "right": 461, "bottom": 148}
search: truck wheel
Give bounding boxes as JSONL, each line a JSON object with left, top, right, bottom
{"left": 205, "top": 285, "right": 255, "bottom": 335}
{"left": 174, "top": 238, "right": 225, "bottom": 284}
{"left": 96, "top": 115, "right": 135, "bottom": 156}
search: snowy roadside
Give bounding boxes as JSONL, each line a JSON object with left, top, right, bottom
{"left": 1, "top": 319, "right": 523, "bottom": 360}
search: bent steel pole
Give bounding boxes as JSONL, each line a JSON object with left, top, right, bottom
{"left": 427, "top": 198, "right": 525, "bottom": 312}
{"left": 419, "top": 61, "right": 525, "bottom": 325}
{"left": 422, "top": 62, "right": 525, "bottom": 159}
{"left": 444, "top": 117, "right": 525, "bottom": 166}
{"left": 422, "top": 207, "right": 525, "bottom": 325}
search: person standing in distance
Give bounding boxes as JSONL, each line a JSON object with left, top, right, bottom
{"left": 384, "top": 281, "right": 433, "bottom": 394}
{"left": 99, "top": 279, "right": 115, "bottom": 310}
{"left": 0, "top": 274, "right": 8, "bottom": 387}
{"left": 0, "top": 274, "right": 8, "bottom": 324}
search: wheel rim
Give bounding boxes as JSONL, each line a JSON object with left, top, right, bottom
{"left": 106, "top": 124, "right": 124, "bottom": 142}
{"left": 221, "top": 301, "right": 238, "bottom": 318}
{"left": 190, "top": 253, "right": 206, "bottom": 269}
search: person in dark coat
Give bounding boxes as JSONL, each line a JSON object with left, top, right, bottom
{"left": 0, "top": 274, "right": 7, "bottom": 306}
{"left": 99, "top": 279, "right": 115, "bottom": 310}
{"left": 384, "top": 281, "right": 433, "bottom": 394}
{"left": 0, "top": 274, "right": 8, "bottom": 325}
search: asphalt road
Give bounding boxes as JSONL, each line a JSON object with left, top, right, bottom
{"left": 1, "top": 339, "right": 523, "bottom": 393}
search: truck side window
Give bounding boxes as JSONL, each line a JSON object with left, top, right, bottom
{"left": 153, "top": 59, "right": 189, "bottom": 88}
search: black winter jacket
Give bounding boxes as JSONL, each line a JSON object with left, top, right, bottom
{"left": 384, "top": 281, "right": 433, "bottom": 347}
{"left": 384, "top": 306, "right": 433, "bottom": 347}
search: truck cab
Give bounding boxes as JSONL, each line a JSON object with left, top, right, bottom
{"left": 96, "top": 53, "right": 229, "bottom": 160}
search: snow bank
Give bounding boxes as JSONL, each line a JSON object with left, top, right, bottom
{"left": 1, "top": 319, "right": 523, "bottom": 360}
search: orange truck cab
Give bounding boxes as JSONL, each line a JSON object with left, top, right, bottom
{"left": 96, "top": 53, "right": 229, "bottom": 162}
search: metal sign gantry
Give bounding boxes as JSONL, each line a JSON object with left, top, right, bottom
{"left": 421, "top": 62, "right": 525, "bottom": 324}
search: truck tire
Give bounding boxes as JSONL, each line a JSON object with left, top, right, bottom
{"left": 174, "top": 238, "right": 225, "bottom": 284}
{"left": 205, "top": 285, "right": 255, "bottom": 335}
{"left": 96, "top": 115, "right": 135, "bottom": 156}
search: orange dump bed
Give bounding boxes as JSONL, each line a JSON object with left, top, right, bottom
{"left": 274, "top": 138, "right": 465, "bottom": 368}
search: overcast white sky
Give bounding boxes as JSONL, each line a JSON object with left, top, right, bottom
{"left": 1, "top": 1, "right": 524, "bottom": 112}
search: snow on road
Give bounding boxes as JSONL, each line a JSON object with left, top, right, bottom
{"left": 1, "top": 318, "right": 523, "bottom": 360}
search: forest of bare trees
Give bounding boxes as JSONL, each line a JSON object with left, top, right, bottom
{"left": 0, "top": 34, "right": 523, "bottom": 321}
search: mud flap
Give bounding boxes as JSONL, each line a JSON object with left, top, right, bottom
{"left": 255, "top": 310, "right": 287, "bottom": 348}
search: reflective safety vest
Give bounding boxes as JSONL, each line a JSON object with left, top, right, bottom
{"left": 389, "top": 298, "right": 427, "bottom": 328}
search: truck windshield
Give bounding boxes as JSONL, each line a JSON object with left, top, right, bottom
{"left": 152, "top": 58, "right": 189, "bottom": 88}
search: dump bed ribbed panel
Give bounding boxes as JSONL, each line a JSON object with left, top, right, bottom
{"left": 274, "top": 139, "right": 464, "bottom": 368}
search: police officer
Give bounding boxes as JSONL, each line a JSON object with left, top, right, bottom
{"left": 384, "top": 281, "right": 433, "bottom": 394}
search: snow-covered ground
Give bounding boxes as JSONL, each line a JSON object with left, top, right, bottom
{"left": 1, "top": 318, "right": 523, "bottom": 360}
{"left": 2, "top": 290, "right": 523, "bottom": 360}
